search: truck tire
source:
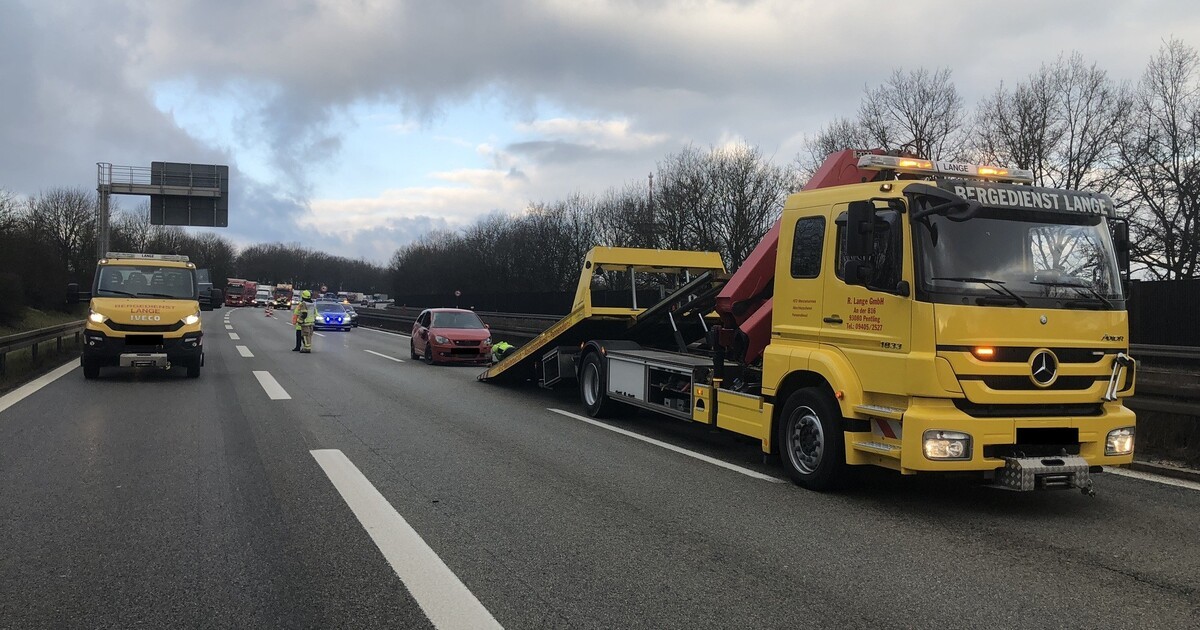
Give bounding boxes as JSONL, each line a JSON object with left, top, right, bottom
{"left": 185, "top": 358, "right": 201, "bottom": 379}
{"left": 82, "top": 356, "right": 100, "bottom": 380}
{"left": 777, "top": 387, "right": 847, "bottom": 490}
{"left": 579, "top": 352, "right": 616, "bottom": 418}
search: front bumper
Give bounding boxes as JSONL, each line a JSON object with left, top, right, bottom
{"left": 851, "top": 397, "right": 1136, "bottom": 473}
{"left": 82, "top": 328, "right": 203, "bottom": 367}
{"left": 430, "top": 344, "right": 491, "bottom": 363}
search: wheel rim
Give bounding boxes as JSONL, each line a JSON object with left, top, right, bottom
{"left": 786, "top": 406, "right": 824, "bottom": 475}
{"left": 582, "top": 362, "right": 600, "bottom": 407}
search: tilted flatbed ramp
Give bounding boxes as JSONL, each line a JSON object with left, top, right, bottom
{"left": 479, "top": 247, "right": 726, "bottom": 384}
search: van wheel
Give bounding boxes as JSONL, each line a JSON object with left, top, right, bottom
{"left": 579, "top": 352, "right": 615, "bottom": 417}
{"left": 82, "top": 356, "right": 99, "bottom": 380}
{"left": 777, "top": 387, "right": 847, "bottom": 490}
{"left": 186, "top": 358, "right": 201, "bottom": 378}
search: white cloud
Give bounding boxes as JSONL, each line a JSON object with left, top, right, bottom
{"left": 514, "top": 118, "right": 668, "bottom": 151}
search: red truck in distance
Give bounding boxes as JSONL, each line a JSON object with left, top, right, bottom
{"left": 225, "top": 279, "right": 257, "bottom": 307}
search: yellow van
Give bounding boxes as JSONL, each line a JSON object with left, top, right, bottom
{"left": 82, "top": 253, "right": 204, "bottom": 379}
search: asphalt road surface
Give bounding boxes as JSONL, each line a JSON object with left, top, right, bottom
{"left": 1, "top": 309, "right": 1198, "bottom": 629}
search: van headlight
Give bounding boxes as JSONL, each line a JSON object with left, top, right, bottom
{"left": 923, "top": 430, "right": 972, "bottom": 460}
{"left": 1106, "top": 427, "right": 1135, "bottom": 456}
{"left": 88, "top": 309, "right": 107, "bottom": 324}
{"left": 182, "top": 312, "right": 201, "bottom": 326}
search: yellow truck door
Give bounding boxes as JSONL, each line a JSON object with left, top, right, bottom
{"left": 820, "top": 201, "right": 913, "bottom": 398}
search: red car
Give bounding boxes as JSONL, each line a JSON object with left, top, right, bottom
{"left": 410, "top": 308, "right": 492, "bottom": 365}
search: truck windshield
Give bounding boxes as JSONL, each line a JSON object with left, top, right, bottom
{"left": 914, "top": 209, "right": 1124, "bottom": 309}
{"left": 227, "top": 285, "right": 244, "bottom": 295}
{"left": 94, "top": 266, "right": 196, "bottom": 300}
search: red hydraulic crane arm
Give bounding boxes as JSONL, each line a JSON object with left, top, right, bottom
{"left": 714, "top": 149, "right": 887, "bottom": 364}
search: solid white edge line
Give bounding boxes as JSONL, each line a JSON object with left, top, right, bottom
{"left": 310, "top": 449, "right": 503, "bottom": 630}
{"left": 0, "top": 360, "right": 79, "bottom": 416}
{"left": 362, "top": 326, "right": 411, "bottom": 339}
{"left": 252, "top": 370, "right": 291, "bottom": 400}
{"left": 229, "top": 332, "right": 240, "bottom": 340}
{"left": 236, "top": 345, "right": 254, "bottom": 358}
{"left": 1104, "top": 466, "right": 1200, "bottom": 492}
{"left": 364, "top": 349, "right": 404, "bottom": 363}
{"left": 547, "top": 408, "right": 785, "bottom": 483}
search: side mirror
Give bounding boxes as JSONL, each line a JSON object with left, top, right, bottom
{"left": 845, "top": 201, "right": 875, "bottom": 260}
{"left": 484, "top": 323, "right": 490, "bottom": 329}
{"left": 1110, "top": 218, "right": 1131, "bottom": 276}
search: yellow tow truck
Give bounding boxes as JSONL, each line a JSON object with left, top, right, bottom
{"left": 81, "top": 252, "right": 205, "bottom": 379}
{"left": 484, "top": 150, "right": 1137, "bottom": 494}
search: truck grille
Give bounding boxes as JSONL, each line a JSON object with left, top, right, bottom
{"left": 105, "top": 321, "right": 183, "bottom": 333}
{"left": 969, "top": 375, "right": 1101, "bottom": 391}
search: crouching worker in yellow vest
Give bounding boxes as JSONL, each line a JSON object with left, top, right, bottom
{"left": 491, "top": 340, "right": 514, "bottom": 364}
{"left": 292, "top": 290, "right": 316, "bottom": 353}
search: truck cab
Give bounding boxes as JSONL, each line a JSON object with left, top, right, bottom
{"left": 82, "top": 252, "right": 204, "bottom": 379}
{"left": 765, "top": 158, "right": 1135, "bottom": 490}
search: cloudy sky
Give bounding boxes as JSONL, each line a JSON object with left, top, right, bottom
{"left": 4, "top": 0, "right": 1199, "bottom": 263}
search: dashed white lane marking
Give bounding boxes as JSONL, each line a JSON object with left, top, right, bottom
{"left": 0, "top": 360, "right": 78, "bottom": 416}
{"left": 310, "top": 449, "right": 503, "bottom": 630}
{"left": 229, "top": 332, "right": 240, "bottom": 340}
{"left": 1105, "top": 466, "right": 1200, "bottom": 492}
{"left": 236, "top": 345, "right": 254, "bottom": 358}
{"left": 362, "top": 327, "right": 411, "bottom": 339}
{"left": 225, "top": 325, "right": 233, "bottom": 330}
{"left": 364, "top": 349, "right": 405, "bottom": 363}
{"left": 547, "top": 408, "right": 786, "bottom": 483}
{"left": 252, "top": 371, "right": 290, "bottom": 400}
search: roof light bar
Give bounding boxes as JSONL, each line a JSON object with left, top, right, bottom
{"left": 858, "top": 155, "right": 1034, "bottom": 184}
{"left": 104, "top": 252, "right": 191, "bottom": 262}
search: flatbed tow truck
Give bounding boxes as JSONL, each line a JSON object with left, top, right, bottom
{"left": 482, "top": 150, "right": 1137, "bottom": 493}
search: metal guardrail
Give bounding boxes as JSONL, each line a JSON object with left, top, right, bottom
{"left": 1130, "top": 343, "right": 1200, "bottom": 361}
{"left": 0, "top": 321, "right": 85, "bottom": 375}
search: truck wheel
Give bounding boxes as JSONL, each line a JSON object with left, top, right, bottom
{"left": 777, "top": 387, "right": 847, "bottom": 490}
{"left": 579, "top": 352, "right": 615, "bottom": 418}
{"left": 186, "top": 358, "right": 201, "bottom": 379}
{"left": 82, "top": 356, "right": 100, "bottom": 380}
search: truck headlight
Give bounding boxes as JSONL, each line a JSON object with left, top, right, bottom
{"left": 182, "top": 312, "right": 201, "bottom": 326}
{"left": 923, "top": 430, "right": 972, "bottom": 460}
{"left": 1105, "top": 427, "right": 1135, "bottom": 456}
{"left": 88, "top": 310, "right": 107, "bottom": 324}
{"left": 435, "top": 335, "right": 450, "bottom": 344}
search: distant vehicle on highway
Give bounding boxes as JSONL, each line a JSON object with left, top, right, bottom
{"left": 254, "top": 286, "right": 272, "bottom": 308}
{"left": 313, "top": 301, "right": 352, "bottom": 331}
{"left": 343, "top": 304, "right": 360, "bottom": 327}
{"left": 410, "top": 308, "right": 491, "bottom": 365}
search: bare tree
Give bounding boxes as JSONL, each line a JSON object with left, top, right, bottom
{"left": 859, "top": 67, "right": 967, "bottom": 159}
{"left": 23, "top": 187, "right": 96, "bottom": 276}
{"left": 1114, "top": 38, "right": 1200, "bottom": 279}
{"left": 708, "top": 144, "right": 795, "bottom": 268}
{"left": 795, "top": 117, "right": 872, "bottom": 183}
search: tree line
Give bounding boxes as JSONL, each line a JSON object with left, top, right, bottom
{"left": 0, "top": 193, "right": 387, "bottom": 325}
{"left": 391, "top": 38, "right": 1200, "bottom": 297}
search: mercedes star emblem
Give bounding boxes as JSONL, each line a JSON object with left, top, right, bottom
{"left": 1030, "top": 350, "right": 1059, "bottom": 387}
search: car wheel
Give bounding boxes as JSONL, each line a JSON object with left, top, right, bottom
{"left": 776, "top": 387, "right": 847, "bottom": 491}
{"left": 82, "top": 356, "right": 100, "bottom": 380}
{"left": 579, "top": 352, "right": 616, "bottom": 417}
{"left": 424, "top": 345, "right": 434, "bottom": 365}
{"left": 410, "top": 340, "right": 420, "bottom": 360}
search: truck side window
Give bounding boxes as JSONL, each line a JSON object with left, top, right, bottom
{"left": 835, "top": 217, "right": 902, "bottom": 290}
{"left": 790, "top": 217, "right": 825, "bottom": 278}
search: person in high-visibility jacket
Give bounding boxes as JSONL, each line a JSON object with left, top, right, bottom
{"left": 292, "top": 290, "right": 317, "bottom": 352}
{"left": 491, "top": 340, "right": 514, "bottom": 364}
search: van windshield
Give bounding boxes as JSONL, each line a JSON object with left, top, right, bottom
{"left": 94, "top": 266, "right": 197, "bottom": 299}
